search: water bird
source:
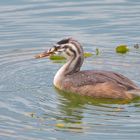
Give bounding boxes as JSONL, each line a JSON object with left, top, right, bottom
{"left": 36, "top": 38, "right": 140, "bottom": 99}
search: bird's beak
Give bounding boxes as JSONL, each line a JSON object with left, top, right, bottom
{"left": 35, "top": 51, "right": 50, "bottom": 59}
{"left": 35, "top": 45, "right": 60, "bottom": 59}
{"left": 35, "top": 45, "right": 60, "bottom": 58}
{"left": 35, "top": 50, "right": 54, "bottom": 59}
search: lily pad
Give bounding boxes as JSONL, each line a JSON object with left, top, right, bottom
{"left": 116, "top": 45, "right": 129, "bottom": 54}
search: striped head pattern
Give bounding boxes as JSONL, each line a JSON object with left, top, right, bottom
{"left": 55, "top": 38, "right": 84, "bottom": 59}
{"left": 36, "top": 38, "right": 84, "bottom": 60}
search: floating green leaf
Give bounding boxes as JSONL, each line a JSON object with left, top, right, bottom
{"left": 96, "top": 48, "right": 100, "bottom": 55}
{"left": 116, "top": 45, "right": 129, "bottom": 54}
{"left": 50, "top": 55, "right": 65, "bottom": 60}
{"left": 49, "top": 52, "right": 93, "bottom": 61}
{"left": 56, "top": 123, "right": 65, "bottom": 128}
{"left": 84, "top": 52, "right": 93, "bottom": 58}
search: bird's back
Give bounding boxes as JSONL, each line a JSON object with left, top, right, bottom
{"left": 61, "top": 70, "right": 139, "bottom": 99}
{"left": 64, "top": 70, "right": 137, "bottom": 89}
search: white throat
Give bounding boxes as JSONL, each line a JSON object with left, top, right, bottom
{"left": 53, "top": 55, "right": 83, "bottom": 89}
{"left": 53, "top": 62, "right": 68, "bottom": 89}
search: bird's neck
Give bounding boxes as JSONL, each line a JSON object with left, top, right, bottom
{"left": 53, "top": 55, "right": 84, "bottom": 89}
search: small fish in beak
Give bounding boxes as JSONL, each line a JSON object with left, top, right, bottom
{"left": 35, "top": 50, "right": 53, "bottom": 59}
{"left": 35, "top": 45, "right": 60, "bottom": 59}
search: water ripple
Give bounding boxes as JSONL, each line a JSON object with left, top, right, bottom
{"left": 0, "top": 0, "right": 140, "bottom": 140}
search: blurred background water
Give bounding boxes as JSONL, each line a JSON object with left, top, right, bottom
{"left": 0, "top": 0, "right": 140, "bottom": 140}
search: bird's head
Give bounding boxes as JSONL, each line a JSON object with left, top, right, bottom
{"left": 35, "top": 38, "right": 84, "bottom": 60}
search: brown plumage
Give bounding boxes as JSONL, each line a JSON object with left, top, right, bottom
{"left": 36, "top": 38, "right": 140, "bottom": 99}
{"left": 61, "top": 70, "right": 139, "bottom": 99}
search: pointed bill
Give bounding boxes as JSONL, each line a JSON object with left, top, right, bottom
{"left": 35, "top": 45, "right": 61, "bottom": 59}
{"left": 35, "top": 51, "right": 53, "bottom": 59}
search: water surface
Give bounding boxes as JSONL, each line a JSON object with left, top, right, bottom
{"left": 0, "top": 0, "right": 140, "bottom": 140}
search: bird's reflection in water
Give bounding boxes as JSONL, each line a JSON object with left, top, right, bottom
{"left": 54, "top": 88, "right": 140, "bottom": 132}
{"left": 54, "top": 88, "right": 85, "bottom": 132}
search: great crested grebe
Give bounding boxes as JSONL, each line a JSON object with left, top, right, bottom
{"left": 36, "top": 38, "right": 140, "bottom": 99}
